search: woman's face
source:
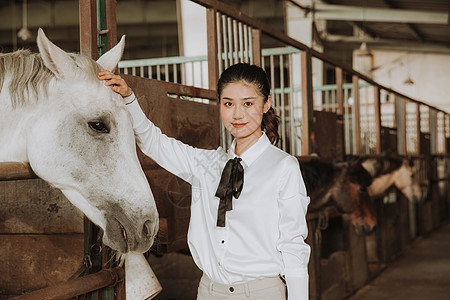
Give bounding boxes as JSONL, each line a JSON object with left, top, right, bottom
{"left": 220, "top": 81, "right": 271, "bottom": 142}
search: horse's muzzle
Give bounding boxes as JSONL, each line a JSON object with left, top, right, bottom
{"left": 103, "top": 215, "right": 159, "bottom": 254}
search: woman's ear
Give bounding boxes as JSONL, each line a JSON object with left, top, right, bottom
{"left": 264, "top": 95, "right": 272, "bottom": 113}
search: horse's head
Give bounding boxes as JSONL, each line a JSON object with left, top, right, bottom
{"left": 393, "top": 159, "right": 423, "bottom": 203}
{"left": 336, "top": 160, "right": 376, "bottom": 233}
{"left": 25, "top": 29, "right": 158, "bottom": 254}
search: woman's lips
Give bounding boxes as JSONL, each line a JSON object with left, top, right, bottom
{"left": 232, "top": 123, "right": 247, "bottom": 128}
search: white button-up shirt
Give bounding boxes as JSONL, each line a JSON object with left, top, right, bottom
{"left": 126, "top": 96, "right": 311, "bottom": 299}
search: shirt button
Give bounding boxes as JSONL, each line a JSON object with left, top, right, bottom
{"left": 229, "top": 287, "right": 234, "bottom": 292}
{"left": 218, "top": 261, "right": 221, "bottom": 266}
{"left": 221, "top": 240, "right": 225, "bottom": 244}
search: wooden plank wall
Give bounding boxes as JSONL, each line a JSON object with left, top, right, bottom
{"left": 0, "top": 179, "right": 84, "bottom": 298}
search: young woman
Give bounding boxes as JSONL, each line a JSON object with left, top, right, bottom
{"left": 99, "top": 63, "right": 310, "bottom": 299}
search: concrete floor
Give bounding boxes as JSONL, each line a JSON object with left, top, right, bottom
{"left": 349, "top": 222, "right": 450, "bottom": 300}
{"left": 147, "top": 222, "right": 450, "bottom": 300}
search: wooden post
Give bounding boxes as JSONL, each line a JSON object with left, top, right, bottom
{"left": 251, "top": 28, "right": 262, "bottom": 67}
{"left": 301, "top": 50, "right": 314, "bottom": 155}
{"left": 79, "top": 0, "right": 98, "bottom": 59}
{"left": 352, "top": 75, "right": 361, "bottom": 155}
{"left": 374, "top": 86, "right": 382, "bottom": 154}
{"left": 106, "top": 0, "right": 117, "bottom": 50}
{"left": 207, "top": 8, "right": 219, "bottom": 91}
{"left": 335, "top": 67, "right": 344, "bottom": 115}
{"left": 395, "top": 97, "right": 407, "bottom": 155}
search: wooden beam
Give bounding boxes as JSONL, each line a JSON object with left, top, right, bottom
{"left": 313, "top": 4, "right": 449, "bottom": 24}
{"left": 11, "top": 267, "right": 124, "bottom": 300}
{"left": 0, "top": 162, "right": 36, "bottom": 181}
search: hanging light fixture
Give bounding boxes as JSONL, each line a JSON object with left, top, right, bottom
{"left": 357, "top": 41, "right": 371, "bottom": 56}
{"left": 356, "top": 0, "right": 371, "bottom": 57}
{"left": 403, "top": 53, "right": 415, "bottom": 85}
{"left": 17, "top": 0, "right": 31, "bottom": 41}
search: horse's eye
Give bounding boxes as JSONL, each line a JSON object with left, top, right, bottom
{"left": 360, "top": 186, "right": 367, "bottom": 192}
{"left": 88, "top": 121, "right": 110, "bottom": 133}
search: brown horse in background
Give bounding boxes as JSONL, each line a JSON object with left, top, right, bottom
{"left": 298, "top": 157, "right": 377, "bottom": 233}
{"left": 360, "top": 156, "right": 424, "bottom": 203}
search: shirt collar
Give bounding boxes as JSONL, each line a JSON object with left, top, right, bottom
{"left": 228, "top": 132, "right": 271, "bottom": 168}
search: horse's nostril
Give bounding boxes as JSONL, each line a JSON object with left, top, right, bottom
{"left": 142, "top": 220, "right": 154, "bottom": 238}
{"left": 119, "top": 221, "right": 127, "bottom": 241}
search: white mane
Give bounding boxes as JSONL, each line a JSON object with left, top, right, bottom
{"left": 0, "top": 49, "right": 101, "bottom": 108}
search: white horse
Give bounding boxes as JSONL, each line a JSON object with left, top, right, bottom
{"left": 0, "top": 29, "right": 159, "bottom": 255}
{"left": 361, "top": 157, "right": 423, "bottom": 203}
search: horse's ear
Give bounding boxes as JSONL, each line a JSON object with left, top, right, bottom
{"left": 96, "top": 35, "right": 126, "bottom": 72}
{"left": 37, "top": 28, "right": 76, "bottom": 79}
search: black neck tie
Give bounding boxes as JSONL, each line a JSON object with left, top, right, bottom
{"left": 215, "top": 157, "right": 244, "bottom": 227}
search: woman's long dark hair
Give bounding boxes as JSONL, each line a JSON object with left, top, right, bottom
{"left": 217, "top": 63, "right": 280, "bottom": 145}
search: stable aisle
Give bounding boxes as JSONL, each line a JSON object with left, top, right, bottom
{"left": 349, "top": 222, "right": 450, "bottom": 300}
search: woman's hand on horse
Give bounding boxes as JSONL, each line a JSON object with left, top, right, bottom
{"left": 98, "top": 70, "right": 132, "bottom": 98}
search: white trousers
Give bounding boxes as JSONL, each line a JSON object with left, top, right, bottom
{"left": 197, "top": 274, "right": 287, "bottom": 300}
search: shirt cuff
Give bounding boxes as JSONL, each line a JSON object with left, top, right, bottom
{"left": 286, "top": 274, "right": 309, "bottom": 300}
{"left": 124, "top": 92, "right": 148, "bottom": 131}
{"left": 123, "top": 92, "right": 136, "bottom": 105}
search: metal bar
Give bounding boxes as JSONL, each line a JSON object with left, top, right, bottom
{"left": 222, "top": 14, "right": 229, "bottom": 69}
{"left": 243, "top": 24, "right": 249, "bottom": 63}
{"left": 238, "top": 22, "right": 244, "bottom": 62}
{"left": 156, "top": 65, "right": 161, "bottom": 81}
{"left": 216, "top": 12, "right": 223, "bottom": 75}
{"left": 227, "top": 17, "right": 233, "bottom": 67}
{"left": 11, "top": 268, "right": 124, "bottom": 300}
{"left": 248, "top": 26, "right": 253, "bottom": 65}
{"left": 301, "top": 50, "right": 313, "bottom": 155}
{"left": 165, "top": 64, "right": 169, "bottom": 82}
{"left": 233, "top": 19, "right": 238, "bottom": 64}
{"left": 270, "top": 55, "right": 275, "bottom": 108}
{"left": 288, "top": 54, "right": 295, "bottom": 155}
{"left": 280, "top": 54, "right": 286, "bottom": 151}
{"left": 352, "top": 75, "right": 361, "bottom": 155}
{"left": 174, "top": 64, "right": 178, "bottom": 84}
{"left": 374, "top": 86, "right": 382, "bottom": 154}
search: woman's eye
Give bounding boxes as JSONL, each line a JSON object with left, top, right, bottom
{"left": 223, "top": 102, "right": 232, "bottom": 107}
{"left": 244, "top": 102, "right": 253, "bottom": 107}
{"left": 88, "top": 121, "right": 110, "bottom": 133}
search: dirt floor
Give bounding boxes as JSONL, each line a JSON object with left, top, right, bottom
{"left": 349, "top": 221, "right": 450, "bottom": 300}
